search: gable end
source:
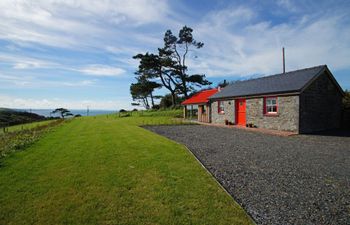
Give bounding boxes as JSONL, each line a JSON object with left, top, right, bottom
{"left": 300, "top": 66, "right": 344, "bottom": 96}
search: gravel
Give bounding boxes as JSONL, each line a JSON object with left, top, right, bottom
{"left": 144, "top": 125, "right": 350, "bottom": 225}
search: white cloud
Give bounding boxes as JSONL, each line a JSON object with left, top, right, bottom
{"left": 0, "top": 53, "right": 57, "bottom": 69}
{"left": 204, "top": 6, "right": 255, "bottom": 27}
{"left": 60, "top": 80, "right": 97, "bottom": 87}
{"left": 0, "top": 95, "right": 130, "bottom": 110}
{"left": 78, "top": 65, "right": 125, "bottom": 77}
{"left": 0, "top": 53, "right": 125, "bottom": 78}
{"left": 276, "top": 0, "right": 298, "bottom": 12}
{"left": 0, "top": 72, "right": 96, "bottom": 88}
{"left": 0, "top": 73, "right": 34, "bottom": 87}
{"left": 0, "top": 0, "right": 171, "bottom": 49}
{"left": 191, "top": 7, "right": 350, "bottom": 77}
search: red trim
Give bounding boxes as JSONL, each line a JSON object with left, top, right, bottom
{"left": 263, "top": 96, "right": 278, "bottom": 116}
{"left": 181, "top": 89, "right": 218, "bottom": 105}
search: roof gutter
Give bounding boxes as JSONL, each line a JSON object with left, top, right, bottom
{"left": 209, "top": 91, "right": 301, "bottom": 101}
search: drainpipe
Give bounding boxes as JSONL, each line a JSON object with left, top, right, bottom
{"left": 282, "top": 47, "right": 286, "bottom": 74}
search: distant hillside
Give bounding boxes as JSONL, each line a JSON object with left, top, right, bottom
{"left": 0, "top": 108, "right": 47, "bottom": 127}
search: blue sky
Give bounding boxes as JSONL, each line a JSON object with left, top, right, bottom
{"left": 0, "top": 0, "right": 349, "bottom": 110}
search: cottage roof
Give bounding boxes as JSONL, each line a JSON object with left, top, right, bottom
{"left": 210, "top": 65, "right": 333, "bottom": 99}
{"left": 181, "top": 88, "right": 218, "bottom": 105}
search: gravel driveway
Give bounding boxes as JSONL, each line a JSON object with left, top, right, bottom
{"left": 144, "top": 125, "right": 350, "bottom": 225}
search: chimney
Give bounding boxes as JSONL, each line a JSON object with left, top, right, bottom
{"left": 282, "top": 47, "right": 286, "bottom": 74}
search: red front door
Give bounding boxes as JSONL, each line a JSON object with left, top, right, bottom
{"left": 236, "top": 99, "right": 246, "bottom": 126}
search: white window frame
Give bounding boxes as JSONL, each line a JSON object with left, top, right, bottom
{"left": 265, "top": 97, "right": 278, "bottom": 114}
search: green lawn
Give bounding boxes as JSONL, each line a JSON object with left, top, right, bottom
{"left": 0, "top": 114, "right": 253, "bottom": 225}
{"left": 0, "top": 120, "right": 57, "bottom": 134}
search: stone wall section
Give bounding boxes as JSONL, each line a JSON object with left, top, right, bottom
{"left": 210, "top": 100, "right": 235, "bottom": 124}
{"left": 246, "top": 96, "right": 299, "bottom": 132}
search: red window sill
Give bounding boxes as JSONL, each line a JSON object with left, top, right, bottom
{"left": 264, "top": 113, "right": 279, "bottom": 117}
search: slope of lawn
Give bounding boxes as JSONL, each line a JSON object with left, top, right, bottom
{"left": 0, "top": 114, "right": 253, "bottom": 225}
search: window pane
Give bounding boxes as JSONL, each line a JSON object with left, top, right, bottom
{"left": 266, "top": 106, "right": 276, "bottom": 113}
{"left": 265, "top": 97, "right": 277, "bottom": 113}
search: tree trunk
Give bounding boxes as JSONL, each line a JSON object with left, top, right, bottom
{"left": 182, "top": 78, "right": 188, "bottom": 98}
{"left": 170, "top": 91, "right": 176, "bottom": 107}
{"left": 145, "top": 97, "right": 150, "bottom": 109}
{"left": 142, "top": 97, "right": 150, "bottom": 109}
{"left": 150, "top": 92, "right": 155, "bottom": 108}
{"left": 159, "top": 67, "right": 178, "bottom": 107}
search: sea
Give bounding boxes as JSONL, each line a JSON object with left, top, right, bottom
{"left": 15, "top": 109, "right": 117, "bottom": 117}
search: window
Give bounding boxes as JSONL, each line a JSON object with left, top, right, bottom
{"left": 218, "top": 101, "right": 225, "bottom": 114}
{"left": 264, "top": 97, "right": 278, "bottom": 114}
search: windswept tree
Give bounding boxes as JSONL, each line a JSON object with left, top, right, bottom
{"left": 130, "top": 76, "right": 161, "bottom": 109}
{"left": 132, "top": 26, "right": 211, "bottom": 107}
{"left": 133, "top": 53, "right": 178, "bottom": 106}
{"left": 51, "top": 108, "right": 73, "bottom": 118}
{"left": 159, "top": 26, "right": 211, "bottom": 97}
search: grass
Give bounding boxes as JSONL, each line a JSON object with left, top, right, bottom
{"left": 0, "top": 111, "right": 253, "bottom": 225}
{"left": 0, "top": 120, "right": 57, "bottom": 134}
{"left": 0, "top": 120, "right": 65, "bottom": 159}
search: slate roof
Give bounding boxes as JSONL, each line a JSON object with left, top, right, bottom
{"left": 210, "top": 65, "right": 327, "bottom": 99}
{"left": 181, "top": 88, "right": 218, "bottom": 105}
